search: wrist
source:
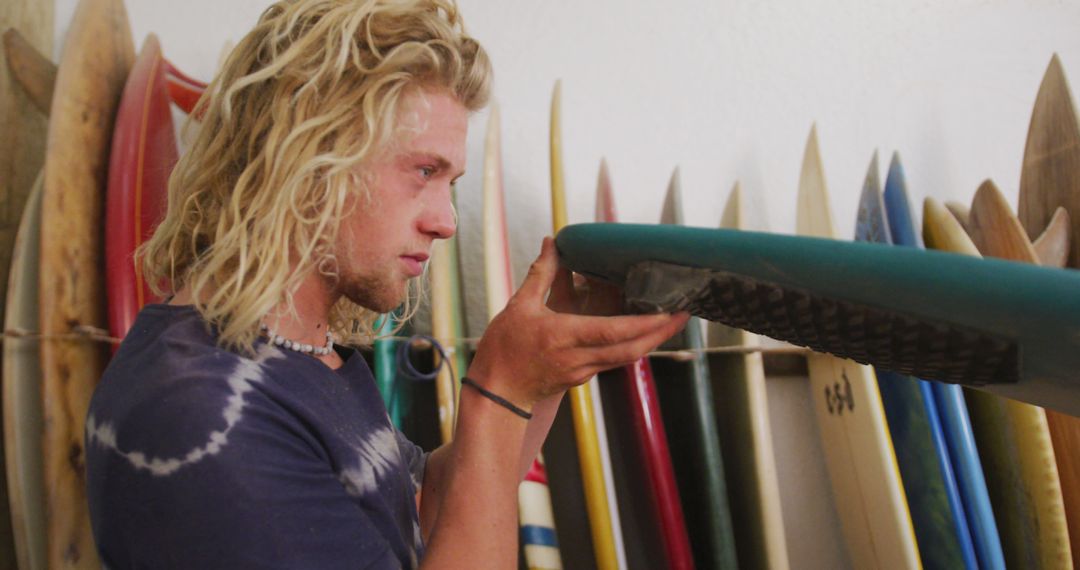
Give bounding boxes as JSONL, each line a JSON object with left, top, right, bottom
{"left": 461, "top": 377, "right": 532, "bottom": 420}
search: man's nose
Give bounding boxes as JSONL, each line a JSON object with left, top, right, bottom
{"left": 421, "top": 188, "right": 456, "bottom": 239}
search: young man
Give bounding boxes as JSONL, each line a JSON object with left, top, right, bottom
{"left": 85, "top": 0, "right": 687, "bottom": 568}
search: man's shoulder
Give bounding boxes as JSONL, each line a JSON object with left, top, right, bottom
{"left": 89, "top": 306, "right": 291, "bottom": 458}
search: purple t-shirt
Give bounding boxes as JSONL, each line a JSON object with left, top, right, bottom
{"left": 86, "top": 304, "right": 427, "bottom": 569}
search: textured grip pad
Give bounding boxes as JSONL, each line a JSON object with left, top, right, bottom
{"left": 624, "top": 261, "right": 1018, "bottom": 386}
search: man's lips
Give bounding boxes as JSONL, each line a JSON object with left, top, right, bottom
{"left": 400, "top": 253, "right": 429, "bottom": 276}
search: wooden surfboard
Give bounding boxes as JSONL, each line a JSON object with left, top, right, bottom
{"left": 857, "top": 153, "right": 976, "bottom": 570}
{"left": 795, "top": 129, "right": 920, "bottom": 570}
{"left": 924, "top": 194, "right": 1072, "bottom": 569}
{"left": 596, "top": 159, "right": 693, "bottom": 570}
{"left": 944, "top": 202, "right": 971, "bottom": 234}
{"left": 963, "top": 181, "right": 1074, "bottom": 569}
{"left": 656, "top": 169, "right": 738, "bottom": 570}
{"left": 1, "top": 0, "right": 51, "bottom": 293}
{"left": 705, "top": 182, "right": 789, "bottom": 570}
{"left": 429, "top": 188, "right": 467, "bottom": 444}
{"left": 1, "top": 1, "right": 52, "bottom": 566}
{"left": 549, "top": 81, "right": 625, "bottom": 570}
{"left": 4, "top": 175, "right": 45, "bottom": 570}
{"left": 39, "top": 0, "right": 133, "bottom": 567}
{"left": 1031, "top": 207, "right": 1069, "bottom": 269}
{"left": 105, "top": 34, "right": 177, "bottom": 343}
{"left": 3, "top": 27, "right": 55, "bottom": 116}
{"left": 883, "top": 155, "right": 1005, "bottom": 570}
{"left": 1015, "top": 54, "right": 1080, "bottom": 563}
{"left": 1018, "top": 55, "right": 1080, "bottom": 267}
{"left": 482, "top": 105, "right": 563, "bottom": 570}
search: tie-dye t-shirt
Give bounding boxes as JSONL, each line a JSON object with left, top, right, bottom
{"left": 86, "top": 304, "right": 428, "bottom": 569}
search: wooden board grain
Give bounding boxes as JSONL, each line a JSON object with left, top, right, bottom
{"left": 1018, "top": 55, "right": 1080, "bottom": 268}
{"left": 795, "top": 128, "right": 920, "bottom": 570}
{"left": 39, "top": 0, "right": 133, "bottom": 567}
{"left": 3, "top": 28, "right": 55, "bottom": 116}
{"left": 1031, "top": 207, "right": 1069, "bottom": 269}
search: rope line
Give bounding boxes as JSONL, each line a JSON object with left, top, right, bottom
{"left": 0, "top": 328, "right": 812, "bottom": 359}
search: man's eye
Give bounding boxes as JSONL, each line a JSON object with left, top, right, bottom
{"left": 419, "top": 166, "right": 435, "bottom": 179}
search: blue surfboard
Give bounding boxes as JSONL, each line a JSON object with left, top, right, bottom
{"left": 883, "top": 154, "right": 1006, "bottom": 570}
{"left": 856, "top": 153, "right": 977, "bottom": 570}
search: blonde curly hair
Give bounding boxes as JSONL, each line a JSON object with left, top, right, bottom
{"left": 141, "top": 0, "right": 491, "bottom": 353}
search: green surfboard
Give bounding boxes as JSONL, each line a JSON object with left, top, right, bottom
{"left": 653, "top": 170, "right": 738, "bottom": 570}
{"left": 553, "top": 222, "right": 1080, "bottom": 417}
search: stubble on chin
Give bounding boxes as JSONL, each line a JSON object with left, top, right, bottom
{"left": 337, "top": 272, "right": 409, "bottom": 313}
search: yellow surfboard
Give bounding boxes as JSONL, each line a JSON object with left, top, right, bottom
{"left": 549, "top": 81, "right": 624, "bottom": 570}
{"left": 925, "top": 194, "right": 1072, "bottom": 569}
{"left": 1015, "top": 54, "right": 1080, "bottom": 563}
{"left": 429, "top": 205, "right": 466, "bottom": 443}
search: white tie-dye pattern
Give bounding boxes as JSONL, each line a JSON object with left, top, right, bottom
{"left": 86, "top": 345, "right": 284, "bottom": 477}
{"left": 337, "top": 425, "right": 402, "bottom": 498}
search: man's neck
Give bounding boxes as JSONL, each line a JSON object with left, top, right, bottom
{"left": 170, "top": 271, "right": 345, "bottom": 368}
{"left": 261, "top": 271, "right": 343, "bottom": 367}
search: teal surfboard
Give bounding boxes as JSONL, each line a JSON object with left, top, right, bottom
{"left": 654, "top": 170, "right": 738, "bottom": 570}
{"left": 883, "top": 155, "right": 1006, "bottom": 570}
{"left": 374, "top": 311, "right": 410, "bottom": 429}
{"left": 855, "top": 153, "right": 976, "bottom": 570}
{"left": 554, "top": 223, "right": 1080, "bottom": 417}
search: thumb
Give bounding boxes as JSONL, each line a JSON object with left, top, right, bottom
{"left": 516, "top": 237, "right": 560, "bottom": 303}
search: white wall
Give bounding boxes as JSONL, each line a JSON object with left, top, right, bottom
{"left": 55, "top": 0, "right": 1080, "bottom": 334}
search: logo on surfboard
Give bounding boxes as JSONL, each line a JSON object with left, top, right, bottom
{"left": 826, "top": 370, "right": 855, "bottom": 415}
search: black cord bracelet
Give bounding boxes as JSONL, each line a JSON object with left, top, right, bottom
{"left": 460, "top": 377, "right": 533, "bottom": 420}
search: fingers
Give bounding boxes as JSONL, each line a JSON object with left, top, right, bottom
{"left": 546, "top": 265, "right": 576, "bottom": 313}
{"left": 553, "top": 312, "right": 691, "bottom": 380}
{"left": 566, "top": 311, "right": 689, "bottom": 347}
{"left": 516, "top": 237, "right": 560, "bottom": 303}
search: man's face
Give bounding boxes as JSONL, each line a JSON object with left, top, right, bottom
{"left": 333, "top": 88, "right": 468, "bottom": 312}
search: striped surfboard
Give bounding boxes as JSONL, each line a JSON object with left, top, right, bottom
{"left": 483, "top": 105, "right": 562, "bottom": 569}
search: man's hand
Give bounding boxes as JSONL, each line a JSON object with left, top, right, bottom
{"left": 466, "top": 237, "right": 689, "bottom": 409}
{"left": 546, "top": 254, "right": 625, "bottom": 317}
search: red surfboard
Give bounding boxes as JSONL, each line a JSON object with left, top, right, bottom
{"left": 164, "top": 59, "right": 207, "bottom": 115}
{"left": 105, "top": 35, "right": 197, "bottom": 341}
{"left": 595, "top": 160, "right": 694, "bottom": 570}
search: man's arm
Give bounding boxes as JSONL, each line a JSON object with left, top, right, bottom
{"left": 416, "top": 237, "right": 688, "bottom": 568}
